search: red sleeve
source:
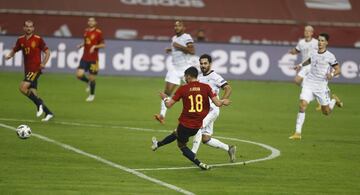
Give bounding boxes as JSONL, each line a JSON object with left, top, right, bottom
{"left": 206, "top": 84, "right": 216, "bottom": 98}
{"left": 172, "top": 86, "right": 183, "bottom": 102}
{"left": 39, "top": 37, "right": 48, "bottom": 52}
{"left": 13, "top": 39, "right": 21, "bottom": 52}
{"left": 94, "top": 29, "right": 104, "bottom": 45}
{"left": 99, "top": 31, "right": 104, "bottom": 44}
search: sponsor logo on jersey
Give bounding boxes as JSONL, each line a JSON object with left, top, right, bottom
{"left": 31, "top": 41, "right": 36, "bottom": 48}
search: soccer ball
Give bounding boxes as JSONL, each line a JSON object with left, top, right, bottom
{"left": 16, "top": 124, "right": 32, "bottom": 139}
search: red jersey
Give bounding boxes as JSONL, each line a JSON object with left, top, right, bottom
{"left": 81, "top": 28, "right": 104, "bottom": 61}
{"left": 172, "top": 81, "right": 216, "bottom": 129}
{"left": 12, "top": 34, "right": 48, "bottom": 73}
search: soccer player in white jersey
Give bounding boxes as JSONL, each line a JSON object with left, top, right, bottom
{"left": 289, "top": 33, "right": 343, "bottom": 140}
{"left": 289, "top": 25, "right": 318, "bottom": 85}
{"left": 191, "top": 54, "right": 236, "bottom": 162}
{"left": 154, "top": 20, "right": 195, "bottom": 124}
{"left": 290, "top": 25, "right": 324, "bottom": 111}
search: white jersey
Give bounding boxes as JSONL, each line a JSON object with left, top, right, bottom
{"left": 295, "top": 38, "right": 318, "bottom": 61}
{"left": 303, "top": 50, "right": 338, "bottom": 90}
{"left": 171, "top": 33, "right": 194, "bottom": 68}
{"left": 198, "top": 70, "right": 228, "bottom": 109}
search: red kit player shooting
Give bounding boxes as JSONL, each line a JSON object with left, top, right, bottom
{"left": 151, "top": 66, "right": 231, "bottom": 170}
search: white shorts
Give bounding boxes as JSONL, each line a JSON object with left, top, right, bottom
{"left": 300, "top": 87, "right": 331, "bottom": 106}
{"left": 200, "top": 108, "right": 220, "bottom": 136}
{"left": 297, "top": 65, "right": 311, "bottom": 78}
{"left": 165, "top": 68, "right": 186, "bottom": 85}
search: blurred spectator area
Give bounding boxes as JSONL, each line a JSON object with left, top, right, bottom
{"left": 0, "top": 0, "right": 359, "bottom": 47}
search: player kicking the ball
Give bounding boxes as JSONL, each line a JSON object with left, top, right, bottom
{"left": 151, "top": 66, "right": 230, "bottom": 170}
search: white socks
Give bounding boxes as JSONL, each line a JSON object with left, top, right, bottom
{"left": 329, "top": 99, "right": 336, "bottom": 110}
{"left": 192, "top": 132, "right": 230, "bottom": 153}
{"left": 160, "top": 100, "right": 167, "bottom": 117}
{"left": 191, "top": 131, "right": 202, "bottom": 153}
{"left": 295, "top": 112, "right": 305, "bottom": 134}
{"left": 206, "top": 138, "right": 229, "bottom": 152}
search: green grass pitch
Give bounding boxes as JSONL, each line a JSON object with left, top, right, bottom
{"left": 0, "top": 71, "right": 359, "bottom": 194}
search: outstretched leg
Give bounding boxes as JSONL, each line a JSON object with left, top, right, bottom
{"left": 154, "top": 81, "right": 178, "bottom": 124}
{"left": 151, "top": 132, "right": 177, "bottom": 151}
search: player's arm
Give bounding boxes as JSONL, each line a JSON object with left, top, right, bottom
{"left": 294, "top": 58, "right": 311, "bottom": 72}
{"left": 159, "top": 92, "right": 176, "bottom": 108}
{"left": 90, "top": 42, "right": 105, "bottom": 53}
{"left": 77, "top": 43, "right": 84, "bottom": 49}
{"left": 163, "top": 97, "right": 176, "bottom": 108}
{"left": 211, "top": 96, "right": 230, "bottom": 107}
{"left": 165, "top": 47, "right": 172, "bottom": 54}
{"left": 327, "top": 64, "right": 341, "bottom": 80}
{"left": 5, "top": 39, "right": 21, "bottom": 60}
{"left": 172, "top": 42, "right": 195, "bottom": 55}
{"left": 5, "top": 50, "right": 15, "bottom": 60}
{"left": 289, "top": 47, "right": 300, "bottom": 55}
{"left": 221, "top": 84, "right": 232, "bottom": 99}
{"left": 289, "top": 41, "right": 300, "bottom": 55}
{"left": 41, "top": 49, "right": 51, "bottom": 68}
{"left": 93, "top": 42, "right": 105, "bottom": 49}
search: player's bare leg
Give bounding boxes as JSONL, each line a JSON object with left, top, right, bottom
{"left": 76, "top": 68, "right": 88, "bottom": 84}
{"left": 321, "top": 94, "right": 343, "bottom": 116}
{"left": 332, "top": 94, "right": 343, "bottom": 108}
{"left": 315, "top": 101, "right": 322, "bottom": 111}
{"left": 290, "top": 100, "right": 308, "bottom": 140}
{"left": 154, "top": 82, "right": 177, "bottom": 124}
{"left": 19, "top": 81, "right": 31, "bottom": 95}
{"left": 321, "top": 106, "right": 332, "bottom": 115}
{"left": 294, "top": 75, "right": 303, "bottom": 86}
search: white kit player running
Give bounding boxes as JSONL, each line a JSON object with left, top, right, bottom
{"left": 191, "top": 54, "right": 236, "bottom": 162}
{"left": 289, "top": 25, "right": 318, "bottom": 86}
{"left": 289, "top": 33, "right": 343, "bottom": 140}
{"left": 154, "top": 20, "right": 195, "bottom": 124}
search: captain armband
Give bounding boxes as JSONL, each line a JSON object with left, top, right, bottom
{"left": 163, "top": 97, "right": 170, "bottom": 102}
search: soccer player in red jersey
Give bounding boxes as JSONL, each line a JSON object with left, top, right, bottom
{"left": 76, "top": 17, "right": 105, "bottom": 102}
{"left": 5, "top": 20, "right": 54, "bottom": 121}
{"left": 151, "top": 67, "right": 231, "bottom": 170}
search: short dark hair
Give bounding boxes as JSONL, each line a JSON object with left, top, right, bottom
{"left": 319, "top": 33, "right": 330, "bottom": 41}
{"left": 175, "top": 20, "right": 184, "bottom": 25}
{"left": 184, "top": 66, "right": 198, "bottom": 78}
{"left": 199, "top": 54, "right": 212, "bottom": 63}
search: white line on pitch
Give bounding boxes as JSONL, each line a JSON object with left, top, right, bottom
{"left": 134, "top": 136, "right": 281, "bottom": 171}
{"left": 0, "top": 123, "right": 194, "bottom": 195}
{"left": 0, "top": 117, "right": 281, "bottom": 170}
{"left": 0, "top": 117, "right": 170, "bottom": 133}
